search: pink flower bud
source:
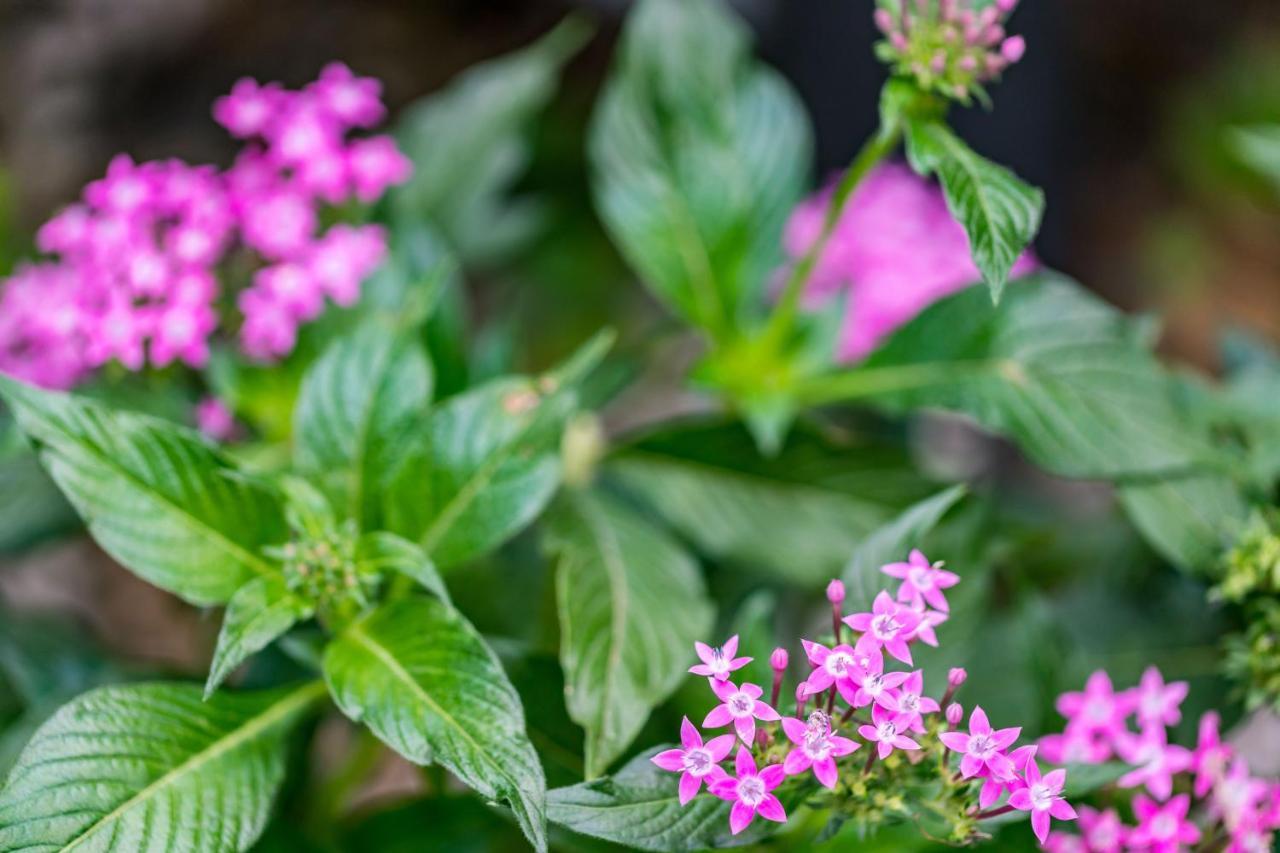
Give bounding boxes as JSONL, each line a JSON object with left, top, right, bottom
{"left": 796, "top": 681, "right": 809, "bottom": 701}
{"left": 946, "top": 702, "right": 963, "bottom": 726}
{"left": 1001, "top": 35, "right": 1026, "bottom": 63}
{"left": 770, "top": 648, "right": 789, "bottom": 672}
{"left": 891, "top": 32, "right": 909, "bottom": 51}
{"left": 948, "top": 667, "right": 967, "bottom": 687}
{"left": 826, "top": 579, "right": 846, "bottom": 605}
{"left": 874, "top": 8, "right": 895, "bottom": 35}
{"left": 996, "top": 0, "right": 1018, "bottom": 12}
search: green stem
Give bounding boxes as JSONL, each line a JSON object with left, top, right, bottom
{"left": 795, "top": 361, "right": 988, "bottom": 406}
{"left": 763, "top": 122, "right": 904, "bottom": 349}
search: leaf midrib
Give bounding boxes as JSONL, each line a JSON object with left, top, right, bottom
{"left": 60, "top": 681, "right": 324, "bottom": 852}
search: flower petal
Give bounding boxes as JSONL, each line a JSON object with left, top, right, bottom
{"left": 729, "top": 800, "right": 755, "bottom": 835}
{"left": 1008, "top": 789, "right": 1032, "bottom": 810}
{"left": 723, "top": 635, "right": 739, "bottom": 659}
{"left": 759, "top": 765, "right": 787, "bottom": 789}
{"left": 1031, "top": 809, "right": 1050, "bottom": 844}
{"left": 783, "top": 748, "right": 812, "bottom": 776}
{"left": 756, "top": 794, "right": 787, "bottom": 823}
{"left": 813, "top": 757, "right": 838, "bottom": 789}
{"left": 709, "top": 778, "right": 737, "bottom": 801}
{"left": 680, "top": 717, "right": 701, "bottom": 749}
{"left": 741, "top": 682, "right": 763, "bottom": 699}
{"left": 734, "top": 745, "right": 756, "bottom": 777}
{"left": 970, "top": 706, "right": 992, "bottom": 735}
{"left": 734, "top": 715, "right": 756, "bottom": 744}
{"left": 992, "top": 726, "right": 1022, "bottom": 750}
{"left": 706, "top": 734, "right": 736, "bottom": 762}
{"left": 678, "top": 772, "right": 702, "bottom": 805}
{"left": 938, "top": 731, "right": 970, "bottom": 752}
{"left": 754, "top": 701, "right": 781, "bottom": 722}
{"left": 780, "top": 717, "right": 808, "bottom": 745}
{"left": 710, "top": 679, "right": 737, "bottom": 702}
{"left": 1049, "top": 799, "right": 1076, "bottom": 820}
{"left": 694, "top": 641, "right": 715, "bottom": 665}
{"left": 651, "top": 749, "right": 686, "bottom": 772}
{"left": 703, "top": 705, "right": 732, "bottom": 729}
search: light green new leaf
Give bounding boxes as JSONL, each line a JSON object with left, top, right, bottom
{"left": 386, "top": 331, "right": 612, "bottom": 568}
{"left": 393, "top": 18, "right": 590, "bottom": 262}
{"left": 801, "top": 273, "right": 1217, "bottom": 480}
{"left": 355, "top": 531, "right": 449, "bottom": 603}
{"left": 589, "top": 0, "right": 811, "bottom": 333}
{"left": 608, "top": 421, "right": 935, "bottom": 586}
{"left": 1119, "top": 475, "right": 1248, "bottom": 573}
{"left": 904, "top": 119, "right": 1044, "bottom": 303}
{"left": 0, "top": 681, "right": 324, "bottom": 853}
{"left": 842, "top": 485, "right": 967, "bottom": 613}
{"left": 0, "top": 376, "right": 287, "bottom": 606}
{"left": 294, "top": 323, "right": 433, "bottom": 530}
{"left": 544, "top": 491, "right": 713, "bottom": 779}
{"left": 205, "top": 575, "right": 313, "bottom": 697}
{"left": 323, "top": 595, "right": 547, "bottom": 851}
{"left": 548, "top": 747, "right": 793, "bottom": 850}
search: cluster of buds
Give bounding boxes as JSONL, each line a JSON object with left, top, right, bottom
{"left": 1040, "top": 669, "right": 1280, "bottom": 851}
{"left": 273, "top": 517, "right": 374, "bottom": 615}
{"left": 0, "top": 63, "right": 410, "bottom": 391}
{"left": 657, "top": 551, "right": 1077, "bottom": 846}
{"left": 873, "top": 0, "right": 1027, "bottom": 102}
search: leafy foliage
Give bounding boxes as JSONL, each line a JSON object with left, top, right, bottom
{"left": 323, "top": 595, "right": 547, "bottom": 851}
{"left": 0, "top": 681, "right": 322, "bottom": 852}
{"left": 205, "top": 575, "right": 313, "bottom": 697}
{"left": 544, "top": 490, "right": 713, "bottom": 778}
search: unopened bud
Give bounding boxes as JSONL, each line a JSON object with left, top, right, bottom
{"left": 946, "top": 702, "right": 963, "bottom": 726}
{"left": 930, "top": 50, "right": 947, "bottom": 74}
{"left": 770, "top": 648, "right": 789, "bottom": 672}
{"left": 948, "top": 667, "right": 968, "bottom": 687}
{"left": 796, "top": 681, "right": 810, "bottom": 702}
{"left": 874, "top": 8, "right": 895, "bottom": 35}
{"left": 826, "top": 579, "right": 846, "bottom": 605}
{"left": 996, "top": 0, "right": 1019, "bottom": 12}
{"left": 1000, "top": 35, "right": 1026, "bottom": 63}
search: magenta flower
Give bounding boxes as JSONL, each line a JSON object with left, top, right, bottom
{"left": 689, "top": 635, "right": 752, "bottom": 682}
{"left": 703, "top": 680, "right": 780, "bottom": 744}
{"left": 843, "top": 590, "right": 921, "bottom": 664}
{"left": 1127, "top": 666, "right": 1188, "bottom": 729}
{"left": 1009, "top": 756, "right": 1076, "bottom": 845}
{"left": 310, "top": 62, "right": 386, "bottom": 128}
{"left": 850, "top": 652, "right": 909, "bottom": 713}
{"left": 938, "top": 706, "right": 1020, "bottom": 780}
{"left": 1055, "top": 670, "right": 1131, "bottom": 739}
{"left": 1115, "top": 725, "right": 1194, "bottom": 801}
{"left": 881, "top": 549, "right": 959, "bottom": 611}
{"left": 905, "top": 604, "right": 948, "bottom": 647}
{"left": 1128, "top": 794, "right": 1200, "bottom": 852}
{"left": 979, "top": 743, "right": 1037, "bottom": 808}
{"left": 348, "top": 136, "right": 414, "bottom": 203}
{"left": 858, "top": 704, "right": 920, "bottom": 759}
{"left": 1192, "top": 711, "right": 1233, "bottom": 798}
{"left": 213, "top": 78, "right": 286, "bottom": 138}
{"left": 650, "top": 717, "right": 734, "bottom": 805}
{"left": 1210, "top": 757, "right": 1270, "bottom": 834}
{"left": 195, "top": 397, "right": 237, "bottom": 442}
{"left": 798, "top": 639, "right": 860, "bottom": 701}
{"left": 780, "top": 711, "right": 859, "bottom": 788}
{"left": 708, "top": 747, "right": 787, "bottom": 835}
{"left": 1075, "top": 805, "right": 1128, "bottom": 853}
{"left": 894, "top": 670, "right": 940, "bottom": 733}
{"left": 1038, "top": 728, "right": 1112, "bottom": 765}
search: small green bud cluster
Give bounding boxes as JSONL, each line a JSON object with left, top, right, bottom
{"left": 276, "top": 519, "right": 375, "bottom": 612}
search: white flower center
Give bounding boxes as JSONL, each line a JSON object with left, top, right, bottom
{"left": 682, "top": 748, "right": 715, "bottom": 777}
{"left": 908, "top": 566, "right": 931, "bottom": 588}
{"left": 737, "top": 776, "right": 765, "bottom": 807}
{"left": 825, "top": 652, "right": 854, "bottom": 677}
{"left": 969, "top": 734, "right": 995, "bottom": 758}
{"left": 900, "top": 692, "right": 920, "bottom": 713}
{"left": 872, "top": 614, "right": 902, "bottom": 640}
{"left": 1029, "top": 783, "right": 1054, "bottom": 811}
{"left": 728, "top": 692, "right": 755, "bottom": 718}
{"left": 1151, "top": 813, "right": 1177, "bottom": 839}
{"left": 876, "top": 722, "right": 897, "bottom": 742}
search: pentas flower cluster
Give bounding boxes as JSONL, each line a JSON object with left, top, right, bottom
{"left": 1041, "top": 670, "right": 1280, "bottom": 852}
{"left": 654, "top": 552, "right": 1075, "bottom": 846}
{"left": 873, "top": 0, "right": 1027, "bottom": 103}
{"left": 0, "top": 63, "right": 410, "bottom": 389}
{"left": 783, "top": 163, "right": 1038, "bottom": 361}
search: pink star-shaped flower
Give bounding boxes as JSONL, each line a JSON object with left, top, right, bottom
{"left": 1127, "top": 666, "right": 1188, "bottom": 729}
{"left": 799, "top": 639, "right": 860, "bottom": 700}
{"left": 1076, "top": 805, "right": 1128, "bottom": 853}
{"left": 1128, "top": 794, "right": 1199, "bottom": 852}
{"left": 708, "top": 747, "right": 787, "bottom": 835}
{"left": 650, "top": 717, "right": 734, "bottom": 805}
{"left": 780, "top": 711, "right": 859, "bottom": 789}
{"left": 880, "top": 549, "right": 959, "bottom": 611}
{"left": 979, "top": 744, "right": 1037, "bottom": 808}
{"left": 689, "top": 635, "right": 752, "bottom": 682}
{"left": 894, "top": 670, "right": 940, "bottom": 733}
{"left": 1192, "top": 711, "right": 1233, "bottom": 798}
{"left": 1009, "top": 756, "right": 1076, "bottom": 845}
{"left": 938, "top": 705, "right": 1020, "bottom": 780}
{"left": 1056, "top": 670, "right": 1132, "bottom": 740}
{"left": 1115, "top": 725, "right": 1193, "bottom": 801}
{"left": 858, "top": 704, "right": 920, "bottom": 759}
{"left": 844, "top": 590, "right": 921, "bottom": 664}
{"left": 703, "top": 680, "right": 780, "bottom": 744}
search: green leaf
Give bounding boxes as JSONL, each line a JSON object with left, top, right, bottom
{"left": 903, "top": 119, "right": 1043, "bottom": 302}
{"left": 206, "top": 575, "right": 314, "bottom": 697}
{"left": 608, "top": 420, "right": 934, "bottom": 586}
{"left": 801, "top": 273, "right": 1217, "bottom": 480}
{"left": 355, "top": 531, "right": 449, "bottom": 603}
{"left": 0, "top": 681, "right": 323, "bottom": 852}
{"left": 544, "top": 491, "right": 713, "bottom": 779}
{"left": 842, "top": 485, "right": 967, "bottom": 613}
{"left": 0, "top": 448, "right": 78, "bottom": 554}
{"left": 1118, "top": 474, "right": 1248, "bottom": 573}
{"left": 589, "top": 0, "right": 811, "bottom": 334}
{"left": 392, "top": 18, "right": 590, "bottom": 263}
{"left": 323, "top": 595, "right": 547, "bottom": 851}
{"left": 294, "top": 323, "right": 433, "bottom": 530}
{"left": 0, "top": 376, "right": 288, "bottom": 606}
{"left": 548, "top": 747, "right": 791, "bottom": 850}
{"left": 386, "top": 332, "right": 612, "bottom": 568}
{"left": 1230, "top": 124, "right": 1280, "bottom": 194}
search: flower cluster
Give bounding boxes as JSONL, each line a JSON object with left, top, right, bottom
{"left": 1041, "top": 669, "right": 1280, "bottom": 851}
{"left": 873, "top": 0, "right": 1028, "bottom": 103}
{"left": 0, "top": 63, "right": 410, "bottom": 389}
{"left": 783, "top": 163, "right": 1038, "bottom": 362}
{"left": 655, "top": 552, "right": 1076, "bottom": 846}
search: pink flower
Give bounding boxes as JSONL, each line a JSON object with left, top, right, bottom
{"left": 858, "top": 704, "right": 920, "bottom": 759}
{"left": 1115, "top": 725, "right": 1193, "bottom": 801}
{"left": 849, "top": 648, "right": 909, "bottom": 712}
{"left": 689, "top": 635, "right": 752, "bottom": 682}
{"left": 905, "top": 603, "right": 947, "bottom": 647}
{"left": 149, "top": 300, "right": 216, "bottom": 367}
{"left": 938, "top": 705, "right": 1020, "bottom": 780}
{"left": 650, "top": 717, "right": 734, "bottom": 805}
{"left": 799, "top": 639, "right": 860, "bottom": 699}
{"left": 1127, "top": 667, "right": 1188, "bottom": 729}
{"left": 843, "top": 590, "right": 921, "bottom": 664}
{"left": 1001, "top": 35, "right": 1027, "bottom": 63}
{"left": 195, "top": 397, "right": 237, "bottom": 442}
{"left": 708, "top": 747, "right": 787, "bottom": 835}
{"left": 881, "top": 549, "right": 959, "bottom": 611}
{"left": 308, "top": 224, "right": 387, "bottom": 306}
{"left": 783, "top": 163, "right": 1038, "bottom": 361}
{"left": 1075, "top": 805, "right": 1128, "bottom": 853}
{"left": 267, "top": 101, "right": 341, "bottom": 166}
{"left": 979, "top": 743, "right": 1037, "bottom": 808}
{"left": 781, "top": 711, "right": 859, "bottom": 788}
{"left": 347, "top": 135, "right": 413, "bottom": 203}
{"left": 1038, "top": 728, "right": 1111, "bottom": 765}
{"left": 213, "top": 78, "right": 286, "bottom": 138}
{"left": 85, "top": 296, "right": 148, "bottom": 370}
{"left": 310, "top": 62, "right": 386, "bottom": 128}
{"left": 893, "top": 670, "right": 939, "bottom": 733}
{"left": 1009, "top": 756, "right": 1076, "bottom": 845}
{"left": 1192, "top": 711, "right": 1233, "bottom": 798}
{"left": 84, "top": 154, "right": 154, "bottom": 216}
{"left": 240, "top": 190, "right": 317, "bottom": 260}
{"left": 1210, "top": 758, "right": 1271, "bottom": 834}
{"left": 238, "top": 289, "right": 299, "bottom": 361}
{"left": 1128, "top": 794, "right": 1200, "bottom": 852}
{"left": 254, "top": 262, "right": 324, "bottom": 321}
{"left": 703, "top": 680, "right": 780, "bottom": 744}
{"left": 1055, "top": 670, "right": 1131, "bottom": 740}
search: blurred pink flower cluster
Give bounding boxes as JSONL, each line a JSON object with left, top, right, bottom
{"left": 0, "top": 63, "right": 410, "bottom": 389}
{"left": 783, "top": 162, "right": 1037, "bottom": 362}
{"left": 1041, "top": 669, "right": 1280, "bottom": 851}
